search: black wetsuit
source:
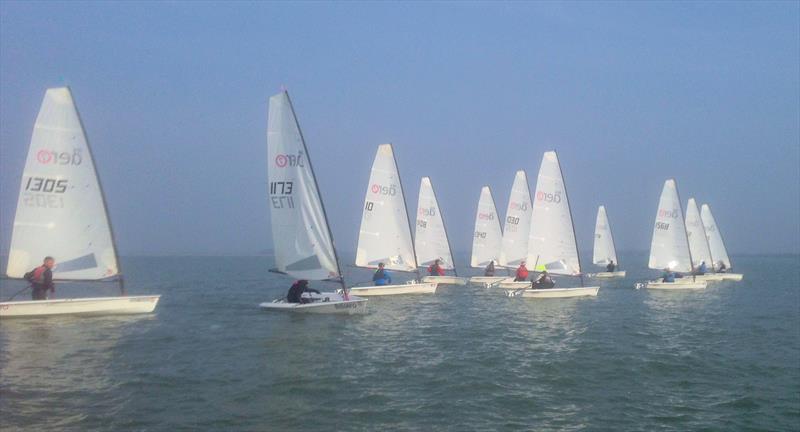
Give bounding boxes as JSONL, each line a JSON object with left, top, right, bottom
{"left": 484, "top": 262, "right": 495, "bottom": 276}
{"left": 606, "top": 262, "right": 616, "bottom": 272}
{"left": 286, "top": 282, "right": 321, "bottom": 303}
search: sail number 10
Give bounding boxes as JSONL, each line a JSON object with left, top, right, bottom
{"left": 270, "top": 181, "right": 294, "bottom": 209}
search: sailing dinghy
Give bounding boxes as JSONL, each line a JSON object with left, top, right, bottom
{"left": 643, "top": 180, "right": 707, "bottom": 290}
{"left": 1, "top": 87, "right": 160, "bottom": 317}
{"left": 507, "top": 151, "right": 599, "bottom": 298}
{"left": 685, "top": 198, "right": 724, "bottom": 282}
{"left": 590, "top": 205, "right": 626, "bottom": 278}
{"left": 415, "top": 177, "right": 466, "bottom": 286}
{"left": 350, "top": 144, "right": 437, "bottom": 296}
{"left": 258, "top": 91, "right": 366, "bottom": 314}
{"left": 495, "top": 170, "right": 535, "bottom": 289}
{"left": 701, "top": 204, "right": 743, "bottom": 281}
{"left": 468, "top": 186, "right": 507, "bottom": 287}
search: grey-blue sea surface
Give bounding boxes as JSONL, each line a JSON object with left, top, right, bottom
{"left": 1, "top": 253, "right": 798, "bottom": 431}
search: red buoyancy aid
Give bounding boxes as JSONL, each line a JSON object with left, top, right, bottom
{"left": 516, "top": 265, "right": 529, "bottom": 280}
{"left": 29, "top": 265, "right": 48, "bottom": 284}
{"left": 428, "top": 264, "right": 445, "bottom": 276}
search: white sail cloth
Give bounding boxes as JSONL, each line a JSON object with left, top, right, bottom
{"left": 685, "top": 198, "right": 713, "bottom": 268}
{"left": 592, "top": 205, "right": 618, "bottom": 266}
{"left": 499, "top": 170, "right": 532, "bottom": 267}
{"left": 701, "top": 204, "right": 732, "bottom": 270}
{"left": 526, "top": 151, "right": 580, "bottom": 275}
{"left": 267, "top": 91, "right": 340, "bottom": 281}
{"left": 470, "top": 186, "right": 502, "bottom": 268}
{"left": 414, "top": 177, "right": 455, "bottom": 270}
{"left": 356, "top": 144, "right": 417, "bottom": 272}
{"left": 7, "top": 87, "right": 119, "bottom": 280}
{"left": 648, "top": 179, "right": 692, "bottom": 272}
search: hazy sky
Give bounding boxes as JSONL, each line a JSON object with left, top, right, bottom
{"left": 1, "top": 1, "right": 798, "bottom": 258}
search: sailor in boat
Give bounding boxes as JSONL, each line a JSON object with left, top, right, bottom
{"left": 606, "top": 260, "right": 616, "bottom": 272}
{"left": 372, "top": 262, "right": 392, "bottom": 286}
{"left": 24, "top": 256, "right": 56, "bottom": 300}
{"left": 428, "top": 259, "right": 445, "bottom": 276}
{"left": 286, "top": 280, "right": 321, "bottom": 304}
{"left": 514, "top": 261, "right": 529, "bottom": 282}
{"left": 692, "top": 261, "right": 708, "bottom": 276}
{"left": 661, "top": 268, "right": 676, "bottom": 283}
{"left": 484, "top": 260, "right": 496, "bottom": 276}
{"left": 718, "top": 261, "right": 728, "bottom": 273}
{"left": 532, "top": 270, "right": 556, "bottom": 289}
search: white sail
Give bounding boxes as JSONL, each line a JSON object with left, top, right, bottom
{"left": 267, "top": 91, "right": 340, "bottom": 281}
{"left": 701, "top": 204, "right": 732, "bottom": 270}
{"left": 414, "top": 177, "right": 455, "bottom": 270}
{"left": 355, "top": 144, "right": 417, "bottom": 272}
{"left": 499, "top": 170, "right": 532, "bottom": 267}
{"left": 526, "top": 151, "right": 580, "bottom": 275}
{"left": 648, "top": 179, "right": 692, "bottom": 272}
{"left": 7, "top": 87, "right": 119, "bottom": 280}
{"left": 470, "top": 186, "right": 502, "bottom": 268}
{"left": 685, "top": 198, "right": 713, "bottom": 268}
{"left": 592, "top": 205, "right": 618, "bottom": 266}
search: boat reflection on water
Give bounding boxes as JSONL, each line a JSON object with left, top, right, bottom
{"left": 0, "top": 314, "right": 155, "bottom": 430}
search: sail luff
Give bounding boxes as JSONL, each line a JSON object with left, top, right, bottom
{"left": 701, "top": 204, "right": 733, "bottom": 270}
{"left": 499, "top": 170, "right": 532, "bottom": 267}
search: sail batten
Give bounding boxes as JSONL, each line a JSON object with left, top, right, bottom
{"left": 592, "top": 206, "right": 619, "bottom": 267}
{"left": 648, "top": 179, "right": 692, "bottom": 272}
{"left": 414, "top": 177, "right": 456, "bottom": 272}
{"left": 267, "top": 91, "right": 341, "bottom": 282}
{"left": 7, "top": 87, "right": 119, "bottom": 281}
{"left": 499, "top": 171, "right": 533, "bottom": 267}
{"left": 355, "top": 144, "right": 417, "bottom": 272}
{"left": 526, "top": 151, "right": 581, "bottom": 276}
{"left": 470, "top": 186, "right": 503, "bottom": 268}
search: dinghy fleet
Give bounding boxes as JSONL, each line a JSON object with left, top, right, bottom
{"left": 0, "top": 88, "right": 743, "bottom": 318}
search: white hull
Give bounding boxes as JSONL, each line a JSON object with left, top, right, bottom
{"left": 468, "top": 276, "right": 511, "bottom": 287}
{"left": 259, "top": 292, "right": 367, "bottom": 315}
{"left": 421, "top": 276, "right": 467, "bottom": 286}
{"left": 718, "top": 273, "right": 743, "bottom": 281}
{"left": 512, "top": 286, "right": 600, "bottom": 298}
{"left": 0, "top": 295, "right": 161, "bottom": 318}
{"left": 688, "top": 273, "right": 725, "bottom": 282}
{"left": 646, "top": 280, "right": 707, "bottom": 290}
{"left": 591, "top": 271, "right": 626, "bottom": 278}
{"left": 349, "top": 282, "right": 437, "bottom": 296}
{"left": 497, "top": 280, "right": 531, "bottom": 289}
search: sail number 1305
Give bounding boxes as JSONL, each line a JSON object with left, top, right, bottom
{"left": 270, "top": 181, "right": 294, "bottom": 209}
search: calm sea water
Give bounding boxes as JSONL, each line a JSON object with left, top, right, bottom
{"left": 1, "top": 253, "right": 798, "bottom": 431}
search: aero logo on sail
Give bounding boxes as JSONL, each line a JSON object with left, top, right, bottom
{"left": 419, "top": 207, "right": 436, "bottom": 217}
{"left": 371, "top": 184, "right": 397, "bottom": 196}
{"left": 478, "top": 212, "right": 495, "bottom": 220}
{"left": 658, "top": 209, "right": 679, "bottom": 218}
{"left": 509, "top": 201, "right": 528, "bottom": 211}
{"left": 36, "top": 148, "right": 83, "bottom": 165}
{"left": 275, "top": 150, "right": 304, "bottom": 168}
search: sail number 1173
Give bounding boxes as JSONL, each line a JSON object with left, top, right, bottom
{"left": 270, "top": 181, "right": 294, "bottom": 209}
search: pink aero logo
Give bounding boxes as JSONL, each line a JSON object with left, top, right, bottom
{"left": 418, "top": 207, "right": 436, "bottom": 217}
{"left": 658, "top": 209, "right": 679, "bottom": 218}
{"left": 275, "top": 150, "right": 304, "bottom": 168}
{"left": 510, "top": 201, "right": 528, "bottom": 211}
{"left": 371, "top": 183, "right": 397, "bottom": 196}
{"left": 478, "top": 212, "right": 494, "bottom": 220}
{"left": 36, "top": 148, "right": 83, "bottom": 165}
